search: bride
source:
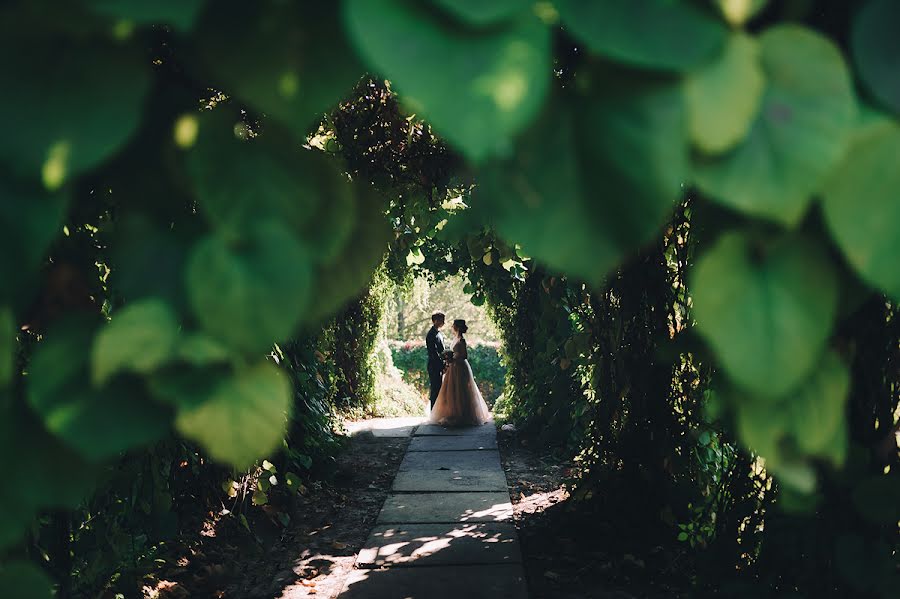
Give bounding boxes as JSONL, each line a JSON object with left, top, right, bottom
{"left": 429, "top": 319, "right": 492, "bottom": 427}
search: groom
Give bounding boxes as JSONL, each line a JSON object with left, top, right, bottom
{"left": 425, "top": 312, "right": 446, "bottom": 409}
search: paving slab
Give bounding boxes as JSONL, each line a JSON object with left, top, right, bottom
{"left": 357, "top": 523, "right": 521, "bottom": 567}
{"left": 392, "top": 468, "right": 509, "bottom": 492}
{"left": 345, "top": 416, "right": 425, "bottom": 438}
{"left": 399, "top": 450, "right": 502, "bottom": 472}
{"left": 339, "top": 564, "right": 528, "bottom": 598}
{"left": 414, "top": 422, "right": 496, "bottom": 437}
{"left": 409, "top": 435, "right": 497, "bottom": 451}
{"left": 377, "top": 492, "right": 513, "bottom": 524}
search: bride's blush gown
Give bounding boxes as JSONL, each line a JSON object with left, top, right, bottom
{"left": 429, "top": 337, "right": 492, "bottom": 427}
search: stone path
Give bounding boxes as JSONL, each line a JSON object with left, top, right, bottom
{"left": 337, "top": 421, "right": 528, "bottom": 598}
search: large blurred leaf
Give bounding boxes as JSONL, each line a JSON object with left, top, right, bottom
{"left": 477, "top": 72, "right": 688, "bottom": 284}
{"left": 195, "top": 0, "right": 364, "bottom": 137}
{"left": 27, "top": 317, "right": 171, "bottom": 461}
{"left": 306, "top": 194, "right": 392, "bottom": 324}
{"left": 186, "top": 118, "right": 328, "bottom": 238}
{"left": 428, "top": 0, "right": 532, "bottom": 26}
{"left": 344, "top": 0, "right": 551, "bottom": 162}
{"left": 789, "top": 350, "right": 849, "bottom": 460}
{"left": 0, "top": 37, "right": 150, "bottom": 188}
{"left": 715, "top": 0, "right": 768, "bottom": 26}
{"left": 694, "top": 25, "right": 856, "bottom": 226}
{"left": 691, "top": 232, "right": 838, "bottom": 398}
{"left": 186, "top": 221, "right": 313, "bottom": 354}
{"left": 0, "top": 306, "right": 12, "bottom": 386}
{"left": 851, "top": 0, "right": 900, "bottom": 115}
{"left": 821, "top": 114, "right": 900, "bottom": 300}
{"left": 92, "top": 298, "right": 180, "bottom": 385}
{"left": 175, "top": 361, "right": 292, "bottom": 468}
{"left": 0, "top": 561, "right": 53, "bottom": 599}
{"left": 555, "top": 0, "right": 727, "bottom": 72}
{"left": 685, "top": 32, "right": 764, "bottom": 154}
{"left": 0, "top": 176, "right": 69, "bottom": 305}
{"left": 85, "top": 0, "right": 207, "bottom": 31}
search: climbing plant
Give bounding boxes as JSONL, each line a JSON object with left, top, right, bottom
{"left": 2, "top": 0, "right": 900, "bottom": 595}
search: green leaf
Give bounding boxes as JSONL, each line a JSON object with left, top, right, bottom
{"left": 851, "top": 0, "right": 900, "bottom": 115}
{"left": 252, "top": 490, "right": 269, "bottom": 506}
{"left": 195, "top": 1, "right": 364, "bottom": 137}
{"left": 0, "top": 36, "right": 150, "bottom": 188}
{"left": 305, "top": 193, "right": 391, "bottom": 324}
{"left": 28, "top": 317, "right": 171, "bottom": 461}
{"left": 555, "top": 0, "right": 727, "bottom": 72}
{"left": 92, "top": 298, "right": 180, "bottom": 385}
{"left": 677, "top": 532, "right": 689, "bottom": 541}
{"left": 0, "top": 561, "right": 54, "bottom": 599}
{"left": 285, "top": 472, "right": 303, "bottom": 492}
{"left": 344, "top": 0, "right": 551, "bottom": 162}
{"left": 262, "top": 459, "right": 277, "bottom": 473}
{"left": 478, "top": 72, "right": 688, "bottom": 284}
{"left": 821, "top": 115, "right": 900, "bottom": 300}
{"left": 186, "top": 221, "right": 313, "bottom": 354}
{"left": 691, "top": 232, "right": 838, "bottom": 398}
{"left": 714, "top": 0, "right": 768, "bottom": 27}
{"left": 175, "top": 362, "right": 292, "bottom": 469}
{"left": 176, "top": 334, "right": 230, "bottom": 367}
{"left": 428, "top": 0, "right": 532, "bottom": 26}
{"left": 0, "top": 306, "right": 12, "bottom": 386}
{"left": 0, "top": 176, "right": 69, "bottom": 305}
{"left": 186, "top": 117, "right": 346, "bottom": 240}
{"left": 85, "top": 0, "right": 207, "bottom": 31}
{"left": 694, "top": 25, "right": 856, "bottom": 226}
{"left": 685, "top": 32, "right": 764, "bottom": 154}
{"left": 788, "top": 351, "right": 850, "bottom": 461}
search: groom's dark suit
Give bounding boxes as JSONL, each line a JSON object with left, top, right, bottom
{"left": 426, "top": 325, "right": 446, "bottom": 408}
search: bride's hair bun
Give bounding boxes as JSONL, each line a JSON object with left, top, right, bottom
{"left": 453, "top": 319, "right": 468, "bottom": 333}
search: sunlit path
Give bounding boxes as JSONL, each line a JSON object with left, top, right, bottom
{"left": 337, "top": 421, "right": 527, "bottom": 598}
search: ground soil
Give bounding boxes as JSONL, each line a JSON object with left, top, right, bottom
{"left": 145, "top": 430, "right": 408, "bottom": 599}
{"left": 498, "top": 428, "right": 689, "bottom": 599}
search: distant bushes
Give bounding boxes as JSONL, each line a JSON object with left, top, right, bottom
{"left": 388, "top": 340, "right": 506, "bottom": 406}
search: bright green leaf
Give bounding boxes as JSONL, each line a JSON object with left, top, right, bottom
{"left": 851, "top": 0, "right": 900, "bottom": 115}
{"left": 262, "top": 459, "right": 276, "bottom": 473}
{"left": 555, "top": 0, "right": 727, "bottom": 72}
{"left": 0, "top": 561, "right": 54, "bottom": 599}
{"left": 344, "top": 0, "right": 551, "bottom": 162}
{"left": 694, "top": 25, "right": 856, "bottom": 226}
{"left": 0, "top": 37, "right": 150, "bottom": 187}
{"left": 92, "top": 298, "right": 180, "bottom": 385}
{"left": 788, "top": 351, "right": 850, "bottom": 461}
{"left": 175, "top": 362, "right": 292, "bottom": 469}
{"left": 428, "top": 0, "right": 532, "bottom": 26}
{"left": 186, "top": 221, "right": 313, "bottom": 354}
{"left": 821, "top": 115, "right": 900, "bottom": 300}
{"left": 685, "top": 32, "right": 764, "bottom": 154}
{"left": 177, "top": 334, "right": 230, "bottom": 367}
{"left": 28, "top": 317, "right": 171, "bottom": 461}
{"left": 715, "top": 0, "right": 768, "bottom": 27}
{"left": 85, "top": 0, "right": 207, "bottom": 31}
{"left": 691, "top": 232, "right": 838, "bottom": 398}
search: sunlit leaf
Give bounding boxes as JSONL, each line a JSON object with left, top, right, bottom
{"left": 186, "top": 221, "right": 314, "bottom": 354}
{"left": 821, "top": 114, "right": 900, "bottom": 301}
{"left": 175, "top": 361, "right": 292, "bottom": 469}
{"left": 691, "top": 231, "right": 838, "bottom": 398}
{"left": 92, "top": 298, "right": 180, "bottom": 385}
{"left": 685, "top": 32, "right": 764, "bottom": 154}
{"left": 694, "top": 25, "right": 856, "bottom": 226}
{"left": 344, "top": 0, "right": 551, "bottom": 162}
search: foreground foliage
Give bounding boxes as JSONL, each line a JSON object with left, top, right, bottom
{"left": 1, "top": 0, "right": 899, "bottom": 596}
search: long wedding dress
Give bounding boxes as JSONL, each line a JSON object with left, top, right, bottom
{"left": 429, "top": 336, "right": 492, "bottom": 427}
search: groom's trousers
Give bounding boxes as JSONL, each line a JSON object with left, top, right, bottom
{"left": 428, "top": 363, "right": 442, "bottom": 408}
